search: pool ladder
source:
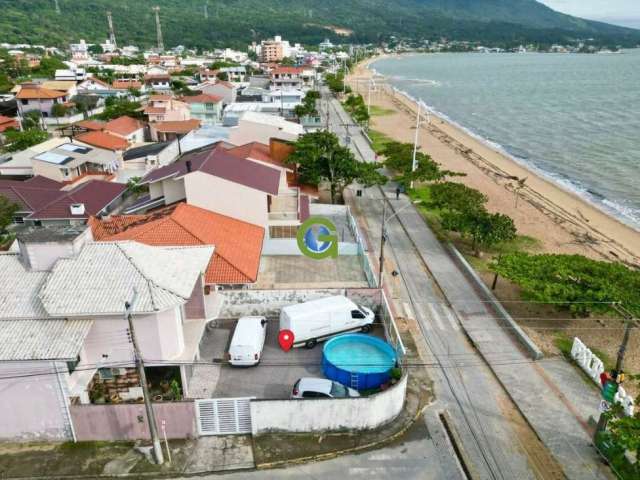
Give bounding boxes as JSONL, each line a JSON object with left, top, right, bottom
{"left": 350, "top": 372, "right": 359, "bottom": 390}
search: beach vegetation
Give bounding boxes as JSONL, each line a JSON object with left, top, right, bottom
{"left": 490, "top": 253, "right": 640, "bottom": 318}
{"left": 443, "top": 209, "right": 517, "bottom": 256}
{"left": 343, "top": 94, "right": 370, "bottom": 125}
{"left": 368, "top": 129, "right": 394, "bottom": 155}
{"left": 381, "top": 141, "right": 461, "bottom": 186}
{"left": 325, "top": 72, "right": 350, "bottom": 95}
{"left": 287, "top": 131, "right": 386, "bottom": 204}
{"left": 369, "top": 105, "right": 395, "bottom": 117}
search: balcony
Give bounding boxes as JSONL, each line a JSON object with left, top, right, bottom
{"left": 268, "top": 192, "right": 298, "bottom": 222}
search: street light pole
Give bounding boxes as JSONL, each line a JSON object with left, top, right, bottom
{"left": 378, "top": 199, "right": 421, "bottom": 290}
{"left": 410, "top": 101, "right": 422, "bottom": 189}
{"left": 125, "top": 290, "right": 164, "bottom": 465}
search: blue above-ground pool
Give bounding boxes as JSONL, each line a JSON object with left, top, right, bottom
{"left": 322, "top": 334, "right": 397, "bottom": 391}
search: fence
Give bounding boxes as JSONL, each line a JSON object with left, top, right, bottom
{"left": 43, "top": 106, "right": 105, "bottom": 126}
{"left": 70, "top": 401, "right": 196, "bottom": 441}
{"left": 345, "top": 204, "right": 378, "bottom": 287}
{"left": 250, "top": 373, "right": 407, "bottom": 434}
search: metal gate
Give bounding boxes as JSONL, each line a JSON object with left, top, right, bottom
{"left": 195, "top": 397, "right": 254, "bottom": 435}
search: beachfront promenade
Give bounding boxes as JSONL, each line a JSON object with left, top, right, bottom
{"left": 319, "top": 86, "right": 612, "bottom": 480}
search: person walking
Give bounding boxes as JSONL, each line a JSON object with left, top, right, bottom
{"left": 395, "top": 186, "right": 401, "bottom": 200}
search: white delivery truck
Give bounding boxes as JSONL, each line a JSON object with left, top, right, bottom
{"left": 279, "top": 296, "right": 375, "bottom": 348}
{"left": 228, "top": 316, "right": 267, "bottom": 366}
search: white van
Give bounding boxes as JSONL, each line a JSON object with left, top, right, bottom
{"left": 228, "top": 316, "right": 267, "bottom": 366}
{"left": 279, "top": 296, "right": 375, "bottom": 348}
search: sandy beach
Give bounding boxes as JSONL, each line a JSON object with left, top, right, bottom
{"left": 348, "top": 55, "right": 640, "bottom": 268}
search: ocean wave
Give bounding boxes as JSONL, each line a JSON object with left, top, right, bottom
{"left": 388, "top": 75, "right": 442, "bottom": 86}
{"left": 388, "top": 85, "right": 640, "bottom": 230}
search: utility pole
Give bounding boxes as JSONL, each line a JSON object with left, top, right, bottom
{"left": 594, "top": 303, "right": 637, "bottom": 439}
{"left": 378, "top": 201, "right": 387, "bottom": 289}
{"left": 53, "top": 0, "right": 61, "bottom": 14}
{"left": 125, "top": 291, "right": 164, "bottom": 465}
{"left": 106, "top": 11, "right": 117, "bottom": 50}
{"left": 153, "top": 6, "right": 164, "bottom": 53}
{"left": 203, "top": 2, "right": 208, "bottom": 19}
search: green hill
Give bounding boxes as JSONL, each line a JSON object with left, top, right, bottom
{"left": 1, "top": 0, "right": 638, "bottom": 49}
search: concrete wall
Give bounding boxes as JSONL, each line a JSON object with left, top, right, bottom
{"left": 162, "top": 177, "right": 187, "bottom": 205}
{"left": 229, "top": 120, "right": 299, "bottom": 146}
{"left": 18, "top": 227, "right": 92, "bottom": 272}
{"left": 0, "top": 361, "right": 72, "bottom": 441}
{"left": 262, "top": 239, "right": 358, "bottom": 255}
{"left": 251, "top": 373, "right": 407, "bottom": 434}
{"left": 218, "top": 288, "right": 382, "bottom": 318}
{"left": 70, "top": 401, "right": 196, "bottom": 440}
{"left": 184, "top": 171, "right": 268, "bottom": 228}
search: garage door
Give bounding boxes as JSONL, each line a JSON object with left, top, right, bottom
{"left": 195, "top": 397, "right": 254, "bottom": 435}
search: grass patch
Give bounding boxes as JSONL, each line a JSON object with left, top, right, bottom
{"left": 368, "top": 129, "right": 393, "bottom": 154}
{"left": 369, "top": 105, "right": 395, "bottom": 117}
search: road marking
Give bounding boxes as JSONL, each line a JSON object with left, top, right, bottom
{"left": 427, "top": 303, "right": 446, "bottom": 331}
{"left": 443, "top": 306, "right": 460, "bottom": 331}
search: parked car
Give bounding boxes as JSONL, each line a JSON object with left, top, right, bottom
{"left": 279, "top": 295, "right": 375, "bottom": 349}
{"left": 291, "top": 377, "right": 360, "bottom": 399}
{"left": 228, "top": 316, "right": 267, "bottom": 366}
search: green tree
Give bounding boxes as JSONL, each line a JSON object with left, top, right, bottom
{"left": 21, "top": 111, "right": 43, "bottom": 130}
{"left": 126, "top": 176, "right": 147, "bottom": 195}
{"left": 31, "top": 56, "right": 67, "bottom": 78}
{"left": 2, "top": 128, "right": 49, "bottom": 152}
{"left": 490, "top": 253, "right": 640, "bottom": 317}
{"left": 88, "top": 44, "right": 103, "bottom": 55}
{"left": 428, "top": 181, "right": 487, "bottom": 213}
{"left": 443, "top": 209, "right": 516, "bottom": 256}
{"left": 287, "top": 131, "right": 386, "bottom": 203}
{"left": 280, "top": 57, "right": 296, "bottom": 66}
{"left": 51, "top": 103, "right": 69, "bottom": 119}
{"left": 97, "top": 98, "right": 143, "bottom": 121}
{"left": 0, "top": 196, "right": 20, "bottom": 234}
{"left": 381, "top": 141, "right": 460, "bottom": 187}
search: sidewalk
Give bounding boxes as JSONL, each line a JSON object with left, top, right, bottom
{"left": 384, "top": 187, "right": 613, "bottom": 480}
{"left": 0, "top": 436, "right": 254, "bottom": 479}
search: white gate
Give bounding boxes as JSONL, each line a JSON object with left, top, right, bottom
{"left": 195, "top": 397, "right": 254, "bottom": 435}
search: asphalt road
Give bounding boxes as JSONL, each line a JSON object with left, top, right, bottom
{"left": 317, "top": 86, "right": 610, "bottom": 480}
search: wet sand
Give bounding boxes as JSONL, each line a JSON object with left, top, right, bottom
{"left": 349, "top": 56, "right": 640, "bottom": 267}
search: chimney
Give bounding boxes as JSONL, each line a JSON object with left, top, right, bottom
{"left": 70, "top": 203, "right": 86, "bottom": 216}
{"left": 186, "top": 159, "right": 192, "bottom": 173}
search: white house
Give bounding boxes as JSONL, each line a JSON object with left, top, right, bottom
{"left": 0, "top": 226, "right": 214, "bottom": 441}
{"left": 228, "top": 111, "right": 303, "bottom": 145}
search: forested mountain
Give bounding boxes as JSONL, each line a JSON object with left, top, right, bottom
{"left": 1, "top": 0, "right": 638, "bottom": 49}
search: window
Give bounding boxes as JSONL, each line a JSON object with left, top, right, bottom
{"left": 330, "top": 382, "right": 348, "bottom": 397}
{"left": 351, "top": 310, "right": 365, "bottom": 319}
{"left": 21, "top": 99, "right": 29, "bottom": 105}
{"left": 205, "top": 103, "right": 214, "bottom": 110}
{"left": 12, "top": 216, "right": 24, "bottom": 224}
{"left": 302, "top": 390, "right": 329, "bottom": 398}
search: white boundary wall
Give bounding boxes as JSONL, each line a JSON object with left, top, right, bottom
{"left": 250, "top": 373, "right": 407, "bottom": 434}
{"left": 571, "top": 337, "right": 634, "bottom": 416}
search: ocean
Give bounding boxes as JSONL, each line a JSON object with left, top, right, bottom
{"left": 371, "top": 51, "right": 640, "bottom": 230}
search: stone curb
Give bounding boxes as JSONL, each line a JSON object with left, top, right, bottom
{"left": 446, "top": 244, "right": 544, "bottom": 360}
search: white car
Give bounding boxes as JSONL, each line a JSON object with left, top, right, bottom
{"left": 291, "top": 377, "right": 360, "bottom": 399}
{"left": 228, "top": 316, "right": 267, "bottom": 366}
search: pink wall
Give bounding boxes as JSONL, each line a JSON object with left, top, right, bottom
{"left": 70, "top": 401, "right": 196, "bottom": 440}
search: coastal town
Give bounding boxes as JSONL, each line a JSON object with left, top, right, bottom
{"left": 0, "top": 5, "right": 639, "bottom": 480}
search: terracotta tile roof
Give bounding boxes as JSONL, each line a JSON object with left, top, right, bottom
{"left": 151, "top": 119, "right": 201, "bottom": 134}
{"left": 272, "top": 66, "right": 305, "bottom": 75}
{"left": 149, "top": 94, "right": 172, "bottom": 102}
{"left": 28, "top": 180, "right": 126, "bottom": 220}
{"left": 75, "top": 119, "right": 105, "bottom": 131}
{"left": 112, "top": 80, "right": 142, "bottom": 90}
{"left": 144, "top": 74, "right": 171, "bottom": 81}
{"left": 104, "top": 116, "right": 143, "bottom": 136}
{"left": 16, "top": 86, "right": 66, "bottom": 99}
{"left": 226, "top": 142, "right": 287, "bottom": 169}
{"left": 75, "top": 131, "right": 129, "bottom": 151}
{"left": 90, "top": 203, "right": 264, "bottom": 284}
{"left": 180, "top": 94, "right": 223, "bottom": 104}
{"left": 142, "top": 145, "right": 281, "bottom": 195}
{"left": 286, "top": 171, "right": 319, "bottom": 198}
{"left": 0, "top": 115, "right": 19, "bottom": 132}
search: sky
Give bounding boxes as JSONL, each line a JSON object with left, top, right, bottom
{"left": 539, "top": 0, "right": 640, "bottom": 28}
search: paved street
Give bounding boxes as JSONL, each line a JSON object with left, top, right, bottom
{"left": 318, "top": 87, "right": 611, "bottom": 479}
